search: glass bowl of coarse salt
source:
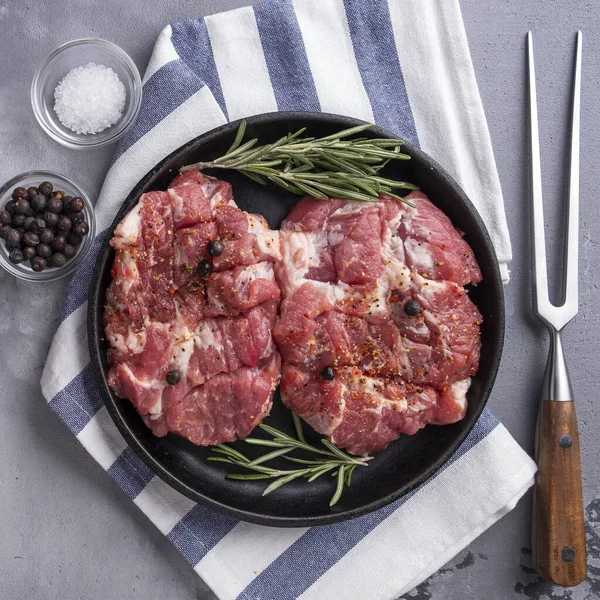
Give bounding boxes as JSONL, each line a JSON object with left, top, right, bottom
{"left": 31, "top": 38, "right": 142, "bottom": 149}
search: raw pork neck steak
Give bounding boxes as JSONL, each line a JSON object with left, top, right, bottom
{"left": 273, "top": 192, "right": 483, "bottom": 455}
{"left": 104, "top": 171, "right": 281, "bottom": 445}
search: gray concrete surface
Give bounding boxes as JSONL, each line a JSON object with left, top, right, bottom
{"left": 1, "top": 0, "right": 599, "bottom": 598}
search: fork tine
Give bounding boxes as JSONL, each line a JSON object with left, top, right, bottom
{"left": 527, "top": 32, "right": 550, "bottom": 317}
{"left": 564, "top": 31, "right": 582, "bottom": 312}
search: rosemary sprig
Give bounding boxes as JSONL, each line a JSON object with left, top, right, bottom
{"left": 181, "top": 121, "right": 419, "bottom": 205}
{"left": 209, "top": 420, "right": 371, "bottom": 507}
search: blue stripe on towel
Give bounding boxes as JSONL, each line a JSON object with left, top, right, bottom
{"left": 254, "top": 0, "right": 321, "bottom": 112}
{"left": 48, "top": 363, "right": 103, "bottom": 435}
{"left": 107, "top": 447, "right": 155, "bottom": 499}
{"left": 237, "top": 411, "right": 498, "bottom": 600}
{"left": 113, "top": 60, "right": 206, "bottom": 164}
{"left": 60, "top": 230, "right": 108, "bottom": 323}
{"left": 170, "top": 19, "right": 228, "bottom": 119}
{"left": 168, "top": 504, "right": 239, "bottom": 566}
{"left": 343, "top": 0, "right": 419, "bottom": 145}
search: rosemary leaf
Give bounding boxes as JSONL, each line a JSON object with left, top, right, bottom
{"left": 283, "top": 456, "right": 325, "bottom": 466}
{"left": 312, "top": 157, "right": 377, "bottom": 177}
{"left": 315, "top": 154, "right": 368, "bottom": 175}
{"left": 243, "top": 159, "right": 284, "bottom": 169}
{"left": 354, "top": 138, "right": 405, "bottom": 147}
{"left": 284, "top": 127, "right": 309, "bottom": 143}
{"left": 292, "top": 181, "right": 330, "bottom": 201}
{"left": 330, "top": 467, "right": 347, "bottom": 507}
{"left": 288, "top": 163, "right": 316, "bottom": 174}
{"left": 307, "top": 465, "right": 336, "bottom": 482}
{"left": 213, "top": 444, "right": 251, "bottom": 463}
{"left": 263, "top": 471, "right": 309, "bottom": 496}
{"left": 308, "top": 183, "right": 377, "bottom": 203}
{"left": 242, "top": 171, "right": 267, "bottom": 186}
{"left": 358, "top": 148, "right": 411, "bottom": 160}
{"left": 317, "top": 123, "right": 375, "bottom": 141}
{"left": 212, "top": 138, "right": 258, "bottom": 164}
{"left": 227, "top": 473, "right": 279, "bottom": 481}
{"left": 265, "top": 174, "right": 293, "bottom": 190}
{"left": 206, "top": 457, "right": 238, "bottom": 465}
{"left": 224, "top": 463, "right": 280, "bottom": 475}
{"left": 259, "top": 423, "right": 296, "bottom": 440}
{"left": 244, "top": 438, "right": 290, "bottom": 448}
{"left": 224, "top": 119, "right": 247, "bottom": 154}
{"left": 345, "top": 464, "right": 357, "bottom": 487}
{"left": 321, "top": 439, "right": 357, "bottom": 462}
{"left": 383, "top": 191, "right": 416, "bottom": 208}
{"left": 227, "top": 142, "right": 277, "bottom": 168}
{"left": 292, "top": 412, "right": 306, "bottom": 443}
{"left": 345, "top": 177, "right": 379, "bottom": 197}
{"left": 246, "top": 447, "right": 294, "bottom": 467}
{"left": 288, "top": 172, "right": 333, "bottom": 181}
{"left": 370, "top": 175, "right": 420, "bottom": 189}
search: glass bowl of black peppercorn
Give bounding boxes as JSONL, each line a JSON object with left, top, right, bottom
{"left": 0, "top": 170, "right": 95, "bottom": 281}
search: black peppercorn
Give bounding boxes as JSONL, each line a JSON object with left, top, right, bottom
{"left": 11, "top": 187, "right": 28, "bottom": 200}
{"left": 56, "top": 215, "right": 72, "bottom": 232}
{"left": 207, "top": 239, "right": 225, "bottom": 256}
{"left": 44, "top": 211, "right": 59, "bottom": 228}
{"left": 14, "top": 198, "right": 30, "bottom": 215}
{"left": 403, "top": 299, "right": 421, "bottom": 316}
{"left": 31, "top": 218, "right": 46, "bottom": 234}
{"left": 197, "top": 259, "right": 212, "bottom": 277}
{"left": 30, "top": 256, "right": 46, "bottom": 272}
{"left": 67, "top": 232, "right": 82, "bottom": 246}
{"left": 31, "top": 194, "right": 47, "bottom": 212}
{"left": 50, "top": 253, "right": 67, "bottom": 268}
{"left": 38, "top": 181, "right": 53, "bottom": 197}
{"left": 11, "top": 213, "right": 25, "bottom": 227}
{"left": 71, "top": 210, "right": 85, "bottom": 224}
{"left": 51, "top": 234, "right": 66, "bottom": 251}
{"left": 72, "top": 220, "right": 89, "bottom": 236}
{"left": 46, "top": 197, "right": 63, "bottom": 214}
{"left": 320, "top": 366, "right": 335, "bottom": 381}
{"left": 23, "top": 232, "right": 40, "bottom": 247}
{"left": 36, "top": 243, "right": 52, "bottom": 258}
{"left": 40, "top": 229, "right": 55, "bottom": 244}
{"left": 8, "top": 248, "right": 24, "bottom": 264}
{"left": 166, "top": 370, "right": 181, "bottom": 385}
{"left": 67, "top": 197, "right": 84, "bottom": 213}
{"left": 3, "top": 228, "right": 20, "bottom": 247}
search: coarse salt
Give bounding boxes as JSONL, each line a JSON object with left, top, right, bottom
{"left": 54, "top": 62, "right": 126, "bottom": 135}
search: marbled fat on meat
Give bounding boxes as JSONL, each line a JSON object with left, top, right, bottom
{"left": 274, "top": 191, "right": 482, "bottom": 455}
{"left": 105, "top": 172, "right": 281, "bottom": 445}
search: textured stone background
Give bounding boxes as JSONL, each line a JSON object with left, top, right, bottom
{"left": 0, "top": 1, "right": 598, "bottom": 598}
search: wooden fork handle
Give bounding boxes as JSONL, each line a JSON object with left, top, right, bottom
{"left": 532, "top": 400, "right": 587, "bottom": 586}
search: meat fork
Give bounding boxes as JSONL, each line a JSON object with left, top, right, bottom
{"left": 528, "top": 31, "right": 586, "bottom": 586}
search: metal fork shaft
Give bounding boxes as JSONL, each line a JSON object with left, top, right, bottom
{"left": 540, "top": 329, "right": 574, "bottom": 401}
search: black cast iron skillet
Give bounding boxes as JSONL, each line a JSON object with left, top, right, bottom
{"left": 88, "top": 112, "right": 504, "bottom": 527}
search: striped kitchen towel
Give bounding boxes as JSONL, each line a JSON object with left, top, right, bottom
{"left": 41, "top": 1, "right": 536, "bottom": 599}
